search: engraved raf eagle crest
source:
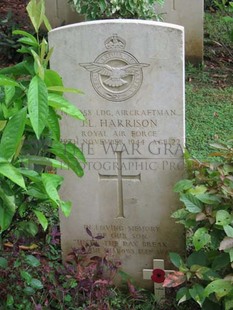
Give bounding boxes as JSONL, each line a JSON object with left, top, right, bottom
{"left": 80, "top": 34, "right": 149, "bottom": 102}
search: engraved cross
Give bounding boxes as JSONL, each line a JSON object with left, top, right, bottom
{"left": 99, "top": 151, "right": 141, "bottom": 219}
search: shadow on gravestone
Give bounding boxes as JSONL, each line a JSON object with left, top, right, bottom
{"left": 49, "top": 20, "right": 185, "bottom": 289}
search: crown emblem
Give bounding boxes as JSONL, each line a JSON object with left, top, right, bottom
{"left": 80, "top": 34, "right": 149, "bottom": 101}
{"left": 105, "top": 34, "right": 126, "bottom": 50}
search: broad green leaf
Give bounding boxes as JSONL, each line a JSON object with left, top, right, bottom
{"left": 224, "top": 225, "right": 233, "bottom": 237}
{"left": 0, "top": 257, "right": 8, "bottom": 268}
{"left": 14, "top": 136, "right": 25, "bottom": 161}
{"left": 26, "top": 0, "right": 45, "bottom": 33}
{"left": 47, "top": 107, "right": 60, "bottom": 141}
{"left": 6, "top": 295, "right": 14, "bottom": 306}
{"left": 0, "top": 107, "right": 27, "bottom": 160}
{"left": 0, "top": 60, "right": 34, "bottom": 76}
{"left": 17, "top": 37, "right": 39, "bottom": 47}
{"left": 25, "top": 255, "right": 40, "bottom": 267}
{"left": 17, "top": 221, "right": 38, "bottom": 237}
{"left": 64, "top": 142, "right": 86, "bottom": 163}
{"left": 169, "top": 252, "right": 183, "bottom": 268}
{"left": 0, "top": 75, "right": 20, "bottom": 87}
{"left": 188, "top": 185, "right": 207, "bottom": 195}
{"left": 40, "top": 38, "right": 47, "bottom": 61}
{"left": 41, "top": 173, "right": 63, "bottom": 205}
{"left": 216, "top": 210, "right": 232, "bottom": 226}
{"left": 0, "top": 202, "right": 15, "bottom": 232}
{"left": 48, "top": 93, "right": 85, "bottom": 120}
{"left": 18, "top": 168, "right": 40, "bottom": 183}
{"left": 27, "top": 185, "right": 47, "bottom": 200}
{"left": 23, "top": 287, "right": 35, "bottom": 295}
{"left": 4, "top": 86, "right": 15, "bottom": 105}
{"left": 19, "top": 155, "right": 68, "bottom": 169}
{"left": 31, "top": 50, "right": 44, "bottom": 79}
{"left": 196, "top": 193, "right": 220, "bottom": 204}
{"left": 0, "top": 187, "right": 16, "bottom": 214}
{"left": 47, "top": 86, "right": 83, "bottom": 94}
{"left": 174, "top": 179, "right": 193, "bottom": 193}
{"left": 13, "top": 30, "right": 38, "bottom": 46}
{"left": 180, "top": 193, "right": 203, "bottom": 213}
{"left": 27, "top": 76, "right": 49, "bottom": 139}
{"left": 223, "top": 16, "right": 233, "bottom": 22}
{"left": 51, "top": 142, "right": 84, "bottom": 177}
{"left": 204, "top": 279, "right": 232, "bottom": 300}
{"left": 0, "top": 184, "right": 16, "bottom": 232}
{"left": 20, "top": 270, "right": 32, "bottom": 284}
{"left": 44, "top": 47, "right": 54, "bottom": 67}
{"left": 193, "top": 228, "right": 211, "bottom": 251}
{"left": 34, "top": 210, "right": 48, "bottom": 231}
{"left": 212, "top": 252, "right": 230, "bottom": 270}
{"left": 99, "top": 0, "right": 107, "bottom": 12}
{"left": 31, "top": 278, "right": 43, "bottom": 290}
{"left": 171, "top": 208, "right": 189, "bottom": 219}
{"left": 61, "top": 201, "right": 72, "bottom": 217}
{"left": 176, "top": 287, "right": 191, "bottom": 305}
{"left": 190, "top": 265, "right": 218, "bottom": 281}
{"left": 44, "top": 69, "right": 63, "bottom": 88}
{"left": 0, "top": 162, "right": 26, "bottom": 189}
{"left": 225, "top": 292, "right": 233, "bottom": 310}
{"left": 189, "top": 284, "right": 205, "bottom": 307}
{"left": 187, "top": 251, "right": 207, "bottom": 268}
{"left": 43, "top": 15, "right": 52, "bottom": 32}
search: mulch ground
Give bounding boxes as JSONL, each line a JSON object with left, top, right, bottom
{"left": 0, "top": 0, "right": 29, "bottom": 26}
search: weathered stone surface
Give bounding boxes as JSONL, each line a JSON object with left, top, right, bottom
{"left": 49, "top": 20, "right": 185, "bottom": 288}
{"left": 44, "top": 0, "right": 83, "bottom": 28}
{"left": 155, "top": 0, "right": 204, "bottom": 64}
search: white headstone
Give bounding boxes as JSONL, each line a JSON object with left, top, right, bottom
{"left": 155, "top": 0, "right": 204, "bottom": 64}
{"left": 49, "top": 20, "right": 185, "bottom": 288}
{"left": 44, "top": 0, "right": 83, "bottom": 28}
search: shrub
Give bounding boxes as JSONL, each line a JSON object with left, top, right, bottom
{"left": 0, "top": 0, "right": 85, "bottom": 248}
{"left": 68, "top": 0, "right": 164, "bottom": 20}
{"left": 164, "top": 141, "right": 233, "bottom": 309}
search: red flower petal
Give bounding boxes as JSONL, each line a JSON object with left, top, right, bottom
{"left": 151, "top": 269, "right": 165, "bottom": 283}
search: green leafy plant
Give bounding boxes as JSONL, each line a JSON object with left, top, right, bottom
{"left": 0, "top": 228, "right": 120, "bottom": 309}
{"left": 0, "top": 0, "right": 85, "bottom": 248}
{"left": 164, "top": 141, "right": 233, "bottom": 309}
{"left": 69, "top": 0, "right": 164, "bottom": 20}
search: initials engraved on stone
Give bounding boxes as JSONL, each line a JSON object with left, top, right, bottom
{"left": 99, "top": 152, "right": 141, "bottom": 218}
